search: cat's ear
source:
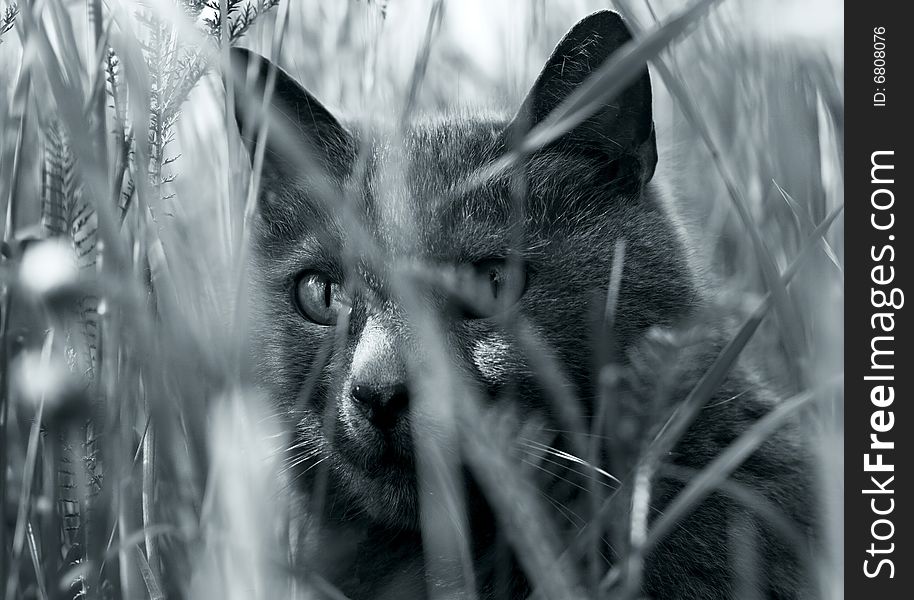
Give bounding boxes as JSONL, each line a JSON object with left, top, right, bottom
{"left": 229, "top": 47, "right": 354, "bottom": 180}
{"left": 510, "top": 10, "right": 657, "bottom": 186}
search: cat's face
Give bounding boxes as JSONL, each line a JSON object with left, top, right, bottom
{"left": 234, "top": 11, "right": 692, "bottom": 529}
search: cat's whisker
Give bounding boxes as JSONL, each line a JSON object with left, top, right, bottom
{"left": 272, "top": 445, "right": 317, "bottom": 464}
{"left": 538, "top": 428, "right": 616, "bottom": 442}
{"left": 279, "top": 448, "right": 325, "bottom": 474}
{"left": 518, "top": 450, "right": 618, "bottom": 493}
{"left": 254, "top": 411, "right": 289, "bottom": 425}
{"left": 281, "top": 447, "right": 322, "bottom": 466}
{"left": 704, "top": 389, "right": 750, "bottom": 408}
{"left": 536, "top": 489, "right": 586, "bottom": 529}
{"left": 519, "top": 439, "right": 622, "bottom": 486}
{"left": 284, "top": 439, "right": 319, "bottom": 453}
{"left": 281, "top": 452, "right": 321, "bottom": 469}
{"left": 518, "top": 457, "right": 596, "bottom": 496}
{"left": 282, "top": 437, "right": 323, "bottom": 455}
{"left": 282, "top": 456, "right": 331, "bottom": 490}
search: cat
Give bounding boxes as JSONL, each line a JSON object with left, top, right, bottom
{"left": 231, "top": 10, "right": 816, "bottom": 600}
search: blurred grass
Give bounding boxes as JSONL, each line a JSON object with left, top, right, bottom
{"left": 1, "top": 1, "right": 842, "bottom": 599}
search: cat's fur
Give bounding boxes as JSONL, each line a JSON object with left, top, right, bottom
{"left": 232, "top": 11, "right": 816, "bottom": 600}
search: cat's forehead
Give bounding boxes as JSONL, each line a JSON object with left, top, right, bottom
{"left": 354, "top": 117, "right": 515, "bottom": 258}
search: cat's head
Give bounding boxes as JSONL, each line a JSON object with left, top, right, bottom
{"left": 232, "top": 11, "right": 695, "bottom": 529}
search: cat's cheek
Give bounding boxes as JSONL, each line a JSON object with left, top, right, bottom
{"left": 470, "top": 333, "right": 516, "bottom": 385}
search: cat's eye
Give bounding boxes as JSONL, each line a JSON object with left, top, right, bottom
{"left": 459, "top": 259, "right": 527, "bottom": 319}
{"left": 293, "top": 271, "right": 348, "bottom": 325}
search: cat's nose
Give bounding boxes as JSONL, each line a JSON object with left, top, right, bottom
{"left": 350, "top": 382, "right": 410, "bottom": 429}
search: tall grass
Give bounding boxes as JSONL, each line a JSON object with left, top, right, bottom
{"left": 1, "top": 1, "right": 842, "bottom": 599}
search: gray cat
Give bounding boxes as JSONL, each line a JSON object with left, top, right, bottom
{"left": 231, "top": 10, "right": 815, "bottom": 599}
